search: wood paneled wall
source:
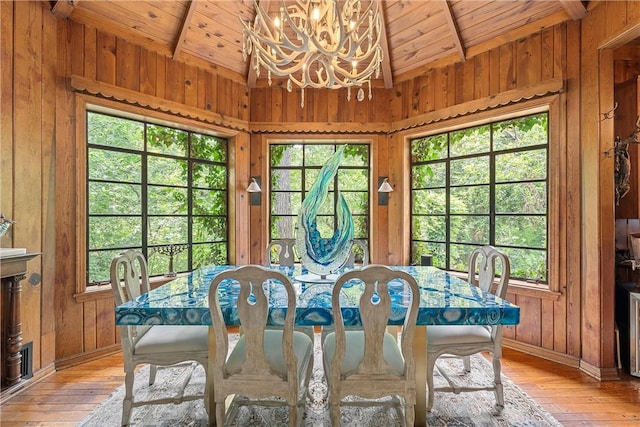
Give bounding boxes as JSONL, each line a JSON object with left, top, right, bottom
{"left": 3, "top": 1, "right": 640, "bottom": 381}
{"left": 0, "top": 1, "right": 58, "bottom": 382}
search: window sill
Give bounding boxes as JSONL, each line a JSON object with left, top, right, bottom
{"left": 73, "top": 273, "right": 188, "bottom": 303}
{"left": 445, "top": 270, "right": 561, "bottom": 301}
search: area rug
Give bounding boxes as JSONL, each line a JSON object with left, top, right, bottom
{"left": 80, "top": 335, "right": 561, "bottom": 426}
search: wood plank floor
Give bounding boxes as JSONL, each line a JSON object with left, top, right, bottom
{"left": 1, "top": 347, "right": 639, "bottom": 426}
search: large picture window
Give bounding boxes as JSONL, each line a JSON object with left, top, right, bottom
{"left": 269, "top": 143, "right": 370, "bottom": 263}
{"left": 410, "top": 113, "right": 548, "bottom": 283}
{"left": 86, "top": 111, "right": 229, "bottom": 285}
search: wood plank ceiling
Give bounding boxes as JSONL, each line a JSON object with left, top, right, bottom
{"left": 52, "top": 0, "right": 588, "bottom": 86}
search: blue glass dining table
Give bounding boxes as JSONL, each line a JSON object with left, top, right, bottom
{"left": 115, "top": 264, "right": 520, "bottom": 426}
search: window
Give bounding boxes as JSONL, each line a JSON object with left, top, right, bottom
{"left": 269, "top": 143, "right": 370, "bottom": 262}
{"left": 410, "top": 113, "right": 548, "bottom": 283}
{"left": 86, "top": 111, "right": 228, "bottom": 285}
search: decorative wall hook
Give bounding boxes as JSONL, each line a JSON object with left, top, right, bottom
{"left": 601, "top": 102, "right": 618, "bottom": 121}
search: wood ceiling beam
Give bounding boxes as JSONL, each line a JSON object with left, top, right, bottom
{"left": 559, "top": 0, "right": 587, "bottom": 21}
{"left": 437, "top": 0, "right": 465, "bottom": 63}
{"left": 379, "top": 2, "right": 393, "bottom": 89}
{"left": 51, "top": 0, "right": 78, "bottom": 19}
{"left": 173, "top": 0, "right": 198, "bottom": 61}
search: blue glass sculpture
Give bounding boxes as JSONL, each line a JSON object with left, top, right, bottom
{"left": 296, "top": 146, "right": 354, "bottom": 276}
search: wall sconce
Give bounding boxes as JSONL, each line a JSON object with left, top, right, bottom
{"left": 378, "top": 177, "right": 393, "bottom": 206}
{"left": 247, "top": 177, "right": 262, "bottom": 206}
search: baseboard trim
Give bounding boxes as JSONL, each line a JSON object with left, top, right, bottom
{"left": 503, "top": 338, "right": 580, "bottom": 367}
{"left": 579, "top": 359, "right": 621, "bottom": 381}
{"left": 0, "top": 362, "right": 56, "bottom": 404}
{"left": 55, "top": 344, "right": 121, "bottom": 370}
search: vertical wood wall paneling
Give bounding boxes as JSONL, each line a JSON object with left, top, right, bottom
{"left": 216, "top": 74, "right": 230, "bottom": 117}
{"left": 233, "top": 132, "right": 251, "bottom": 265}
{"left": 40, "top": 3, "right": 58, "bottom": 370}
{"left": 184, "top": 63, "right": 199, "bottom": 108}
{"left": 82, "top": 300, "right": 97, "bottom": 352}
{"left": 83, "top": 26, "right": 97, "bottom": 81}
{"left": 96, "top": 297, "right": 116, "bottom": 348}
{"left": 541, "top": 28, "right": 555, "bottom": 81}
{"left": 116, "top": 38, "right": 140, "bottom": 91}
{"left": 552, "top": 34, "right": 569, "bottom": 354}
{"left": 166, "top": 59, "right": 185, "bottom": 104}
{"left": 55, "top": 18, "right": 83, "bottom": 359}
{"left": 499, "top": 41, "right": 516, "bottom": 92}
{"left": 0, "top": 1, "right": 15, "bottom": 244}
{"left": 372, "top": 134, "right": 390, "bottom": 264}
{"left": 488, "top": 47, "right": 501, "bottom": 96}
{"left": 327, "top": 89, "right": 339, "bottom": 122}
{"left": 155, "top": 53, "right": 166, "bottom": 100}
{"left": 474, "top": 51, "right": 490, "bottom": 99}
{"left": 13, "top": 0, "right": 44, "bottom": 368}
{"left": 96, "top": 31, "right": 116, "bottom": 85}
{"left": 139, "top": 49, "right": 157, "bottom": 96}
{"left": 249, "top": 133, "right": 266, "bottom": 265}
{"left": 598, "top": 47, "right": 617, "bottom": 371}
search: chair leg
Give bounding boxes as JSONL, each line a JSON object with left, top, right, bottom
{"left": 492, "top": 355, "right": 504, "bottom": 410}
{"left": 288, "top": 404, "right": 298, "bottom": 427}
{"left": 215, "top": 399, "right": 226, "bottom": 427}
{"left": 405, "top": 403, "right": 415, "bottom": 427}
{"left": 463, "top": 355, "right": 471, "bottom": 373}
{"left": 148, "top": 364, "right": 158, "bottom": 385}
{"left": 426, "top": 356, "right": 437, "bottom": 412}
{"left": 330, "top": 403, "right": 341, "bottom": 427}
{"left": 121, "top": 370, "right": 135, "bottom": 426}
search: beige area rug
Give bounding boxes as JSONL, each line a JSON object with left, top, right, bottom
{"left": 80, "top": 335, "right": 561, "bottom": 426}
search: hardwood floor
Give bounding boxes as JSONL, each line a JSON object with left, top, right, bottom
{"left": 1, "top": 347, "right": 639, "bottom": 426}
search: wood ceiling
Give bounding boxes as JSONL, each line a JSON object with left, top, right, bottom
{"left": 52, "top": 0, "right": 588, "bottom": 87}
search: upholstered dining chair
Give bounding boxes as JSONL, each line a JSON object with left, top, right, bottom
{"left": 322, "top": 264, "right": 420, "bottom": 427}
{"left": 208, "top": 265, "right": 314, "bottom": 427}
{"left": 426, "top": 245, "right": 511, "bottom": 412}
{"left": 110, "top": 249, "right": 209, "bottom": 426}
{"left": 266, "top": 238, "right": 297, "bottom": 266}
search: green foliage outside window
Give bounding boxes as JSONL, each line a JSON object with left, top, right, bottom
{"left": 411, "top": 113, "right": 548, "bottom": 282}
{"left": 86, "top": 111, "right": 229, "bottom": 284}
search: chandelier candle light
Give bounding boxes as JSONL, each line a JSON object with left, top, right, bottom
{"left": 241, "top": 0, "right": 383, "bottom": 107}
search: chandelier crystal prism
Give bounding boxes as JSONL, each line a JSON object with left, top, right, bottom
{"left": 241, "top": 0, "right": 383, "bottom": 107}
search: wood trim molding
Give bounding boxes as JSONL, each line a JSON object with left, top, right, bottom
{"left": 579, "top": 359, "right": 621, "bottom": 381}
{"left": 55, "top": 344, "right": 121, "bottom": 370}
{"left": 503, "top": 338, "right": 580, "bottom": 368}
{"left": 248, "top": 121, "right": 391, "bottom": 134}
{"left": 392, "top": 77, "right": 564, "bottom": 132}
{"left": 69, "top": 75, "right": 250, "bottom": 132}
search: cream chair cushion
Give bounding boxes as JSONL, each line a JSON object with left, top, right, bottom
{"left": 134, "top": 325, "right": 209, "bottom": 355}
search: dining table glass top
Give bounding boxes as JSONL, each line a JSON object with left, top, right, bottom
{"left": 115, "top": 265, "right": 520, "bottom": 327}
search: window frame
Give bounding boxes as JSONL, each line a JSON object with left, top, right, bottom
{"left": 403, "top": 96, "right": 562, "bottom": 294}
{"left": 266, "top": 139, "right": 372, "bottom": 262}
{"left": 75, "top": 96, "right": 236, "bottom": 295}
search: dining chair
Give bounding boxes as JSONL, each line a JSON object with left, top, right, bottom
{"left": 208, "top": 265, "right": 314, "bottom": 426}
{"left": 110, "top": 249, "right": 209, "bottom": 426}
{"left": 344, "top": 238, "right": 370, "bottom": 268}
{"left": 322, "top": 264, "right": 420, "bottom": 426}
{"left": 266, "top": 238, "right": 297, "bottom": 266}
{"left": 426, "top": 245, "right": 511, "bottom": 412}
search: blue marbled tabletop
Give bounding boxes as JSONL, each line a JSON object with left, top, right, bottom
{"left": 115, "top": 265, "right": 520, "bottom": 327}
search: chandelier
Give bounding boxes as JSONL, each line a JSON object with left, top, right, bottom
{"left": 241, "top": 0, "right": 383, "bottom": 107}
